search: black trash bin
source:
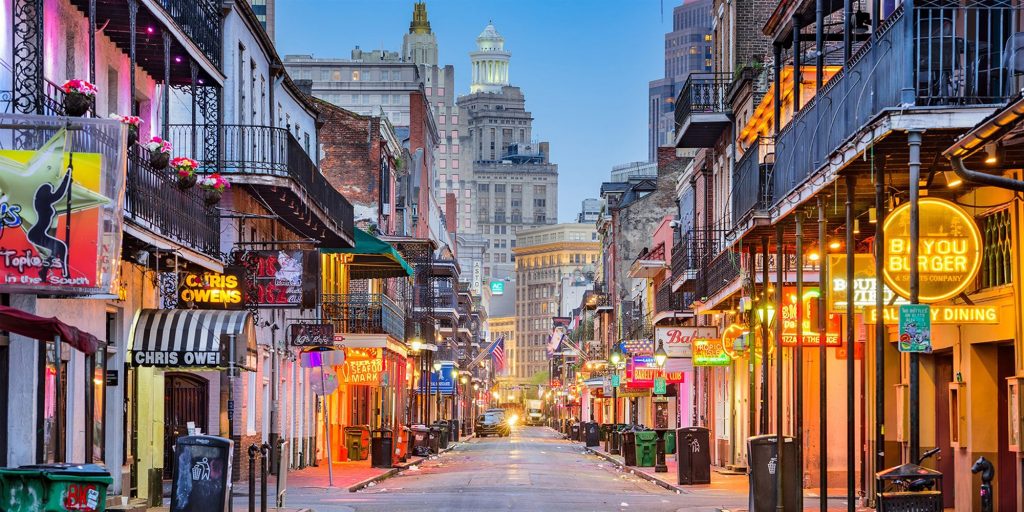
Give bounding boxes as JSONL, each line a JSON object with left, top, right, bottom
{"left": 585, "top": 422, "right": 600, "bottom": 447}
{"left": 747, "top": 435, "right": 800, "bottom": 512}
{"left": 169, "top": 435, "right": 234, "bottom": 512}
{"left": 411, "top": 425, "right": 431, "bottom": 457}
{"left": 677, "top": 427, "right": 711, "bottom": 485}
{"left": 621, "top": 429, "right": 638, "bottom": 466}
{"left": 449, "top": 419, "right": 460, "bottom": 443}
{"left": 569, "top": 422, "right": 581, "bottom": 441}
{"left": 876, "top": 463, "right": 943, "bottom": 511}
{"left": 427, "top": 425, "right": 442, "bottom": 454}
{"left": 433, "top": 422, "right": 450, "bottom": 450}
{"left": 370, "top": 428, "right": 394, "bottom": 468}
{"left": 600, "top": 424, "right": 611, "bottom": 442}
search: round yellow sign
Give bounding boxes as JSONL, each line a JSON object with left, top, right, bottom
{"left": 882, "top": 197, "right": 982, "bottom": 303}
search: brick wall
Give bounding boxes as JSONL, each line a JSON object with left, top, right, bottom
{"left": 314, "top": 99, "right": 384, "bottom": 226}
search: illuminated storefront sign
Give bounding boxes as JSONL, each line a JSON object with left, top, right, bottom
{"left": 655, "top": 326, "right": 718, "bottom": 358}
{"left": 341, "top": 348, "right": 384, "bottom": 385}
{"left": 883, "top": 198, "right": 982, "bottom": 303}
{"left": 178, "top": 268, "right": 245, "bottom": 309}
{"left": 245, "top": 250, "right": 317, "bottom": 307}
{"left": 863, "top": 305, "right": 999, "bottom": 325}
{"left": 693, "top": 338, "right": 732, "bottom": 366}
{"left": 827, "top": 254, "right": 907, "bottom": 312}
{"left": 0, "top": 129, "right": 123, "bottom": 294}
{"left": 626, "top": 355, "right": 684, "bottom": 387}
{"left": 780, "top": 287, "right": 842, "bottom": 347}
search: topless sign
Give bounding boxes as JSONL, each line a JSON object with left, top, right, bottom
{"left": 0, "top": 127, "right": 123, "bottom": 294}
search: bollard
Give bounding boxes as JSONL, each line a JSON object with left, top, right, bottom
{"left": 972, "top": 456, "right": 994, "bottom": 512}
{"left": 248, "top": 444, "right": 260, "bottom": 512}
{"left": 655, "top": 432, "right": 667, "bottom": 473}
{"left": 260, "top": 443, "right": 270, "bottom": 512}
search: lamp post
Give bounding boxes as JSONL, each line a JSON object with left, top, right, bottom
{"left": 755, "top": 302, "right": 777, "bottom": 435}
{"left": 433, "top": 359, "right": 443, "bottom": 422}
{"left": 654, "top": 340, "right": 668, "bottom": 473}
{"left": 609, "top": 347, "right": 623, "bottom": 454}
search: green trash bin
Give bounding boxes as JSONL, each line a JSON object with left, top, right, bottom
{"left": 345, "top": 425, "right": 370, "bottom": 461}
{"left": 664, "top": 430, "right": 676, "bottom": 456}
{"left": 0, "top": 463, "right": 112, "bottom": 512}
{"left": 634, "top": 431, "right": 658, "bottom": 467}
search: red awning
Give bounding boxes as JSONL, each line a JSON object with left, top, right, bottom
{"left": 0, "top": 305, "right": 101, "bottom": 355}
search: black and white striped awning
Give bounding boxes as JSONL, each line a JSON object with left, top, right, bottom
{"left": 129, "top": 309, "right": 256, "bottom": 369}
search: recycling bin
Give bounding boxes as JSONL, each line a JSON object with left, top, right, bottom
{"left": 621, "top": 430, "right": 638, "bottom": 466}
{"left": 371, "top": 428, "right": 394, "bottom": 468}
{"left": 748, "top": 435, "right": 800, "bottom": 511}
{"left": 677, "top": 427, "right": 711, "bottom": 485}
{"left": 344, "top": 425, "right": 371, "bottom": 461}
{"left": 169, "top": 435, "right": 234, "bottom": 512}
{"left": 0, "top": 463, "right": 113, "bottom": 512}
{"left": 396, "top": 426, "right": 410, "bottom": 462}
{"left": 433, "top": 421, "right": 450, "bottom": 450}
{"left": 656, "top": 428, "right": 676, "bottom": 456}
{"left": 449, "top": 419, "right": 460, "bottom": 443}
{"left": 634, "top": 430, "right": 658, "bottom": 467}
{"left": 585, "top": 422, "right": 600, "bottom": 447}
{"left": 411, "top": 425, "right": 431, "bottom": 457}
{"left": 427, "top": 425, "right": 442, "bottom": 454}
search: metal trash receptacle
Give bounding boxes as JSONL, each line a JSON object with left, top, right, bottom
{"left": 876, "top": 463, "right": 943, "bottom": 512}
{"left": 169, "top": 435, "right": 234, "bottom": 512}
{"left": 449, "top": 419, "right": 460, "bottom": 443}
{"left": 371, "top": 428, "right": 394, "bottom": 468}
{"left": 569, "top": 422, "right": 581, "bottom": 440}
{"left": 655, "top": 428, "right": 676, "bottom": 456}
{"left": 634, "top": 430, "right": 658, "bottom": 467}
{"left": 0, "top": 463, "right": 113, "bottom": 512}
{"left": 677, "top": 427, "right": 711, "bottom": 485}
{"left": 344, "top": 425, "right": 371, "bottom": 461}
{"left": 585, "top": 422, "right": 600, "bottom": 447}
{"left": 747, "top": 435, "right": 799, "bottom": 511}
{"left": 621, "top": 430, "right": 638, "bottom": 466}
{"left": 427, "top": 425, "right": 441, "bottom": 454}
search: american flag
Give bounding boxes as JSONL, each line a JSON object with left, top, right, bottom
{"left": 491, "top": 336, "right": 506, "bottom": 374}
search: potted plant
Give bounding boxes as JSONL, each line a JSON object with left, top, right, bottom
{"left": 61, "top": 79, "right": 97, "bottom": 116}
{"left": 198, "top": 173, "right": 230, "bottom": 205}
{"left": 171, "top": 156, "right": 200, "bottom": 189}
{"left": 145, "top": 136, "right": 172, "bottom": 170}
{"left": 110, "top": 114, "right": 142, "bottom": 145}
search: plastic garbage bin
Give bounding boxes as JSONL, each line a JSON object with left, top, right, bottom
{"left": 748, "top": 435, "right": 800, "bottom": 511}
{"left": 569, "top": 422, "right": 581, "bottom": 441}
{"left": 427, "top": 425, "right": 441, "bottom": 454}
{"left": 634, "top": 430, "right": 658, "bottom": 467}
{"left": 0, "top": 463, "right": 113, "bottom": 512}
{"left": 169, "top": 435, "right": 233, "bottom": 512}
{"left": 677, "top": 427, "right": 711, "bottom": 485}
{"left": 396, "top": 426, "right": 409, "bottom": 462}
{"left": 371, "top": 428, "right": 394, "bottom": 468}
{"left": 449, "top": 419, "right": 460, "bottom": 443}
{"left": 344, "top": 425, "right": 371, "bottom": 461}
{"left": 433, "top": 422, "right": 450, "bottom": 450}
{"left": 621, "top": 430, "right": 638, "bottom": 466}
{"left": 585, "top": 422, "right": 600, "bottom": 447}
{"left": 411, "top": 425, "right": 431, "bottom": 457}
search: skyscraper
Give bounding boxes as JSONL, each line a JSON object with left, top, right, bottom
{"left": 459, "top": 22, "right": 558, "bottom": 279}
{"left": 648, "top": 0, "right": 713, "bottom": 161}
{"left": 248, "top": 0, "right": 274, "bottom": 40}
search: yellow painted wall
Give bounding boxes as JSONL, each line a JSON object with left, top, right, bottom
{"left": 135, "top": 367, "right": 164, "bottom": 500}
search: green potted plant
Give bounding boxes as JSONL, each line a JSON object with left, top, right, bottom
{"left": 61, "top": 79, "right": 97, "bottom": 116}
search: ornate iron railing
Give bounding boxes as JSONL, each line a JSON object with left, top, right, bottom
{"left": 322, "top": 293, "right": 406, "bottom": 341}
{"left": 674, "top": 72, "right": 732, "bottom": 131}
{"left": 157, "top": 0, "right": 222, "bottom": 67}
{"left": 700, "top": 249, "right": 742, "bottom": 300}
{"left": 732, "top": 136, "right": 774, "bottom": 228}
{"left": 124, "top": 145, "right": 220, "bottom": 257}
{"left": 655, "top": 280, "right": 686, "bottom": 313}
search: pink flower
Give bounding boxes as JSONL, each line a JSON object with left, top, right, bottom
{"left": 145, "top": 136, "right": 173, "bottom": 154}
{"left": 109, "top": 113, "right": 142, "bottom": 126}
{"left": 62, "top": 79, "right": 98, "bottom": 96}
{"left": 199, "top": 173, "right": 231, "bottom": 192}
{"left": 171, "top": 157, "right": 199, "bottom": 173}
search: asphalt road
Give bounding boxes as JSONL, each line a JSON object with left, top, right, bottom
{"left": 278, "top": 426, "right": 747, "bottom": 512}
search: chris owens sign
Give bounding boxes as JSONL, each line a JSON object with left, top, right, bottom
{"left": 178, "top": 268, "right": 245, "bottom": 309}
{"left": 883, "top": 198, "right": 982, "bottom": 303}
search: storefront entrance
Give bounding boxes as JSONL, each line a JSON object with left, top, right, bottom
{"left": 163, "top": 373, "right": 208, "bottom": 478}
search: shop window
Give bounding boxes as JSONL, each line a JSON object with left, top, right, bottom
{"left": 980, "top": 209, "right": 1012, "bottom": 289}
{"left": 41, "top": 340, "right": 68, "bottom": 463}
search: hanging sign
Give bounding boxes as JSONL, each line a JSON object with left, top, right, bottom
{"left": 653, "top": 377, "right": 667, "bottom": 395}
{"left": 656, "top": 326, "right": 718, "bottom": 358}
{"left": 693, "top": 338, "right": 732, "bottom": 366}
{"left": 626, "top": 356, "right": 684, "bottom": 387}
{"left": 611, "top": 374, "right": 621, "bottom": 387}
{"left": 490, "top": 280, "right": 505, "bottom": 295}
{"left": 289, "top": 324, "right": 335, "bottom": 347}
{"left": 428, "top": 361, "right": 456, "bottom": 395}
{"left": 780, "top": 287, "right": 842, "bottom": 347}
{"left": 864, "top": 304, "right": 1000, "bottom": 325}
{"left": 883, "top": 198, "right": 982, "bottom": 303}
{"left": 471, "top": 262, "right": 482, "bottom": 294}
{"left": 827, "top": 254, "right": 907, "bottom": 312}
{"left": 898, "top": 304, "right": 932, "bottom": 353}
{"left": 0, "top": 129, "right": 123, "bottom": 295}
{"left": 244, "top": 250, "right": 317, "bottom": 308}
{"left": 617, "top": 386, "right": 652, "bottom": 398}
{"left": 340, "top": 348, "right": 384, "bottom": 385}
{"left": 178, "top": 268, "right": 245, "bottom": 309}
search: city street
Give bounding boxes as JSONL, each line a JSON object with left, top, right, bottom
{"left": 277, "top": 427, "right": 746, "bottom": 512}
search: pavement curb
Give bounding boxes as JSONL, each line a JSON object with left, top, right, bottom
{"left": 583, "top": 446, "right": 684, "bottom": 493}
{"left": 347, "top": 436, "right": 474, "bottom": 492}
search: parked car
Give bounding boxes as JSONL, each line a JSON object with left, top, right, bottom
{"left": 475, "top": 411, "right": 511, "bottom": 437}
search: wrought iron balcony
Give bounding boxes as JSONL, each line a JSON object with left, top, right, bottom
{"left": 699, "top": 249, "right": 742, "bottom": 301}
{"left": 655, "top": 280, "right": 687, "bottom": 313}
{"left": 674, "top": 73, "right": 733, "bottom": 148}
{"left": 124, "top": 145, "right": 220, "bottom": 258}
{"left": 168, "top": 123, "right": 355, "bottom": 246}
{"left": 322, "top": 293, "right": 406, "bottom": 341}
{"left": 732, "top": 136, "right": 774, "bottom": 229}
{"left": 156, "top": 0, "right": 222, "bottom": 68}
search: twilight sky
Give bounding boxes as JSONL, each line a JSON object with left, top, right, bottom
{"left": 276, "top": 0, "right": 674, "bottom": 222}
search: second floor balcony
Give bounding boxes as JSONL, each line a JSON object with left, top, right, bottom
{"left": 322, "top": 293, "right": 405, "bottom": 342}
{"left": 674, "top": 73, "right": 733, "bottom": 148}
{"left": 732, "top": 136, "right": 775, "bottom": 229}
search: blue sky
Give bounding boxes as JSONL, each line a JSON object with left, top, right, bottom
{"left": 276, "top": 0, "right": 674, "bottom": 222}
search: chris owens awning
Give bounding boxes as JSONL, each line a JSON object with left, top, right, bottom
{"left": 322, "top": 229, "right": 414, "bottom": 279}
{"left": 129, "top": 309, "right": 256, "bottom": 369}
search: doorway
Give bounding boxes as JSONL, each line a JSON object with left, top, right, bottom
{"left": 933, "top": 353, "right": 955, "bottom": 509}
{"left": 163, "top": 373, "right": 208, "bottom": 478}
{"left": 996, "top": 344, "right": 1018, "bottom": 511}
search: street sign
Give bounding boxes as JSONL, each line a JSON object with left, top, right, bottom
{"left": 611, "top": 374, "right": 620, "bottom": 387}
{"left": 289, "top": 323, "right": 335, "bottom": 347}
{"left": 898, "top": 304, "right": 932, "bottom": 353}
{"left": 653, "top": 377, "right": 667, "bottom": 395}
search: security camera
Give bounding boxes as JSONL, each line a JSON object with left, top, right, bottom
{"left": 669, "top": 220, "right": 680, "bottom": 229}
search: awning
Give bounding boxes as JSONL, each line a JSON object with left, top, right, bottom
{"left": 129, "top": 309, "right": 256, "bottom": 369}
{"left": 0, "top": 305, "right": 101, "bottom": 355}
{"left": 322, "top": 229, "right": 414, "bottom": 279}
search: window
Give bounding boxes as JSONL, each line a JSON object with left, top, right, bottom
{"left": 464, "top": 189, "right": 471, "bottom": 197}
{"left": 511, "top": 185, "right": 522, "bottom": 194}
{"left": 393, "top": 70, "right": 402, "bottom": 80}
{"left": 439, "top": 130, "right": 446, "bottom": 140}
{"left": 534, "top": 185, "right": 546, "bottom": 195}
{"left": 382, "top": 95, "right": 391, "bottom": 105}
{"left": 438, "top": 87, "right": 445, "bottom": 96}
{"left": 534, "top": 198, "right": 546, "bottom": 207}
{"left": 494, "top": 184, "right": 506, "bottom": 193}
{"left": 451, "top": 130, "right": 459, "bottom": 138}
{"left": 451, "top": 159, "right": 459, "bottom": 169}
{"left": 478, "top": 183, "right": 489, "bottom": 192}
{"left": 351, "top": 70, "right": 360, "bottom": 81}
{"left": 439, "top": 115, "right": 446, "bottom": 124}
{"left": 452, "top": 144, "right": 460, "bottom": 153}
{"left": 425, "top": 87, "right": 432, "bottom": 96}
{"left": 439, "top": 145, "right": 447, "bottom": 154}
{"left": 440, "top": 174, "right": 446, "bottom": 182}
{"left": 451, "top": 115, "right": 459, "bottom": 124}
{"left": 464, "top": 204, "right": 471, "bottom": 213}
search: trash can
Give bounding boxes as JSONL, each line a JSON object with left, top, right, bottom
{"left": 585, "top": 422, "right": 600, "bottom": 447}
{"left": 344, "top": 425, "right": 371, "bottom": 461}
{"left": 371, "top": 428, "right": 394, "bottom": 468}
{"left": 569, "top": 422, "right": 580, "bottom": 441}
{"left": 433, "top": 421, "right": 450, "bottom": 450}
{"left": 600, "top": 424, "right": 612, "bottom": 442}
{"left": 0, "top": 463, "right": 113, "bottom": 512}
{"left": 876, "top": 463, "right": 943, "bottom": 511}
{"left": 427, "top": 425, "right": 441, "bottom": 454}
{"left": 655, "top": 428, "right": 676, "bottom": 456}
{"left": 634, "top": 430, "right": 658, "bottom": 467}
{"left": 449, "top": 419, "right": 460, "bottom": 443}
{"left": 578, "top": 422, "right": 587, "bottom": 442}
{"left": 411, "top": 425, "right": 431, "bottom": 457}
{"left": 677, "top": 427, "right": 711, "bottom": 485}
{"left": 747, "top": 435, "right": 800, "bottom": 511}
{"left": 396, "top": 426, "right": 409, "bottom": 462}
{"left": 169, "top": 435, "right": 234, "bottom": 512}
{"left": 621, "top": 430, "right": 638, "bottom": 466}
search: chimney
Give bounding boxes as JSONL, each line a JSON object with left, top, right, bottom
{"left": 445, "top": 192, "right": 458, "bottom": 236}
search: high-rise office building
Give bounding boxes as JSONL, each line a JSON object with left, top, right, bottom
{"left": 249, "top": 0, "right": 274, "bottom": 40}
{"left": 578, "top": 198, "right": 602, "bottom": 224}
{"left": 648, "top": 0, "right": 713, "bottom": 160}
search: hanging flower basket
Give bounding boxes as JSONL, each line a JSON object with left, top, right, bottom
{"left": 62, "top": 79, "right": 97, "bottom": 117}
{"left": 198, "top": 173, "right": 230, "bottom": 206}
{"left": 145, "top": 137, "right": 173, "bottom": 170}
{"left": 110, "top": 114, "right": 142, "bottom": 145}
{"left": 172, "top": 157, "right": 200, "bottom": 189}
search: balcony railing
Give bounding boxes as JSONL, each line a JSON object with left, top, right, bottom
{"left": 322, "top": 293, "right": 406, "bottom": 341}
{"left": 732, "top": 136, "right": 775, "bottom": 228}
{"left": 157, "top": 0, "right": 222, "bottom": 67}
{"left": 674, "top": 73, "right": 732, "bottom": 147}
{"left": 124, "top": 145, "right": 220, "bottom": 257}
{"left": 655, "top": 280, "right": 687, "bottom": 313}
{"left": 672, "top": 228, "right": 728, "bottom": 281}
{"left": 773, "top": 3, "right": 1021, "bottom": 208}
{"left": 168, "top": 124, "right": 355, "bottom": 241}
{"left": 700, "top": 249, "right": 742, "bottom": 300}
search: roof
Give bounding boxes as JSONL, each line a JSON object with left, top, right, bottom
{"left": 322, "top": 229, "right": 415, "bottom": 279}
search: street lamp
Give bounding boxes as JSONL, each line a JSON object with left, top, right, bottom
{"left": 654, "top": 340, "right": 668, "bottom": 368}
{"left": 609, "top": 347, "right": 622, "bottom": 366}
{"left": 609, "top": 346, "right": 624, "bottom": 454}
{"left": 410, "top": 338, "right": 422, "bottom": 352}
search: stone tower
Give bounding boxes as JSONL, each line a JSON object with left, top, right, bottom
{"left": 402, "top": 2, "right": 438, "bottom": 66}
{"left": 469, "top": 22, "right": 511, "bottom": 93}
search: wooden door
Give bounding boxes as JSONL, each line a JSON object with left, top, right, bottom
{"left": 934, "top": 354, "right": 955, "bottom": 509}
{"left": 163, "top": 373, "right": 208, "bottom": 478}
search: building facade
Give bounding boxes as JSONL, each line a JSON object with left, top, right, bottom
{"left": 578, "top": 198, "right": 602, "bottom": 224}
